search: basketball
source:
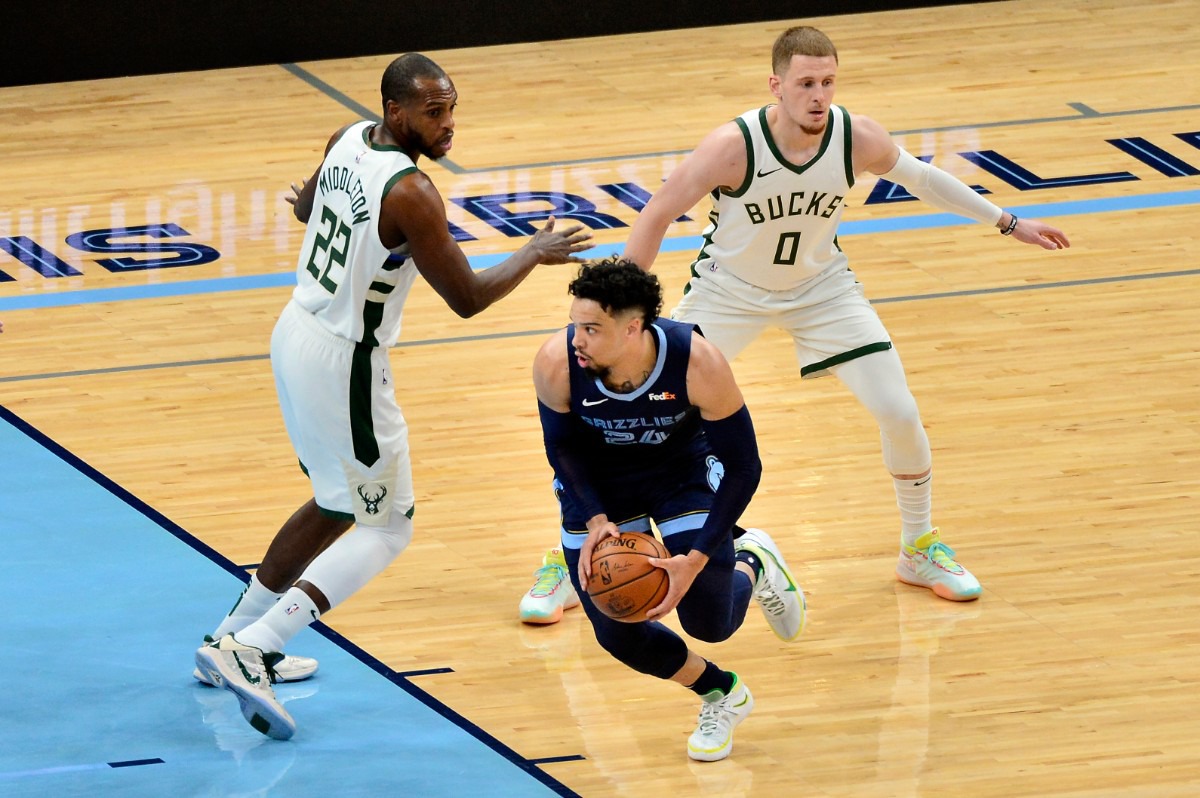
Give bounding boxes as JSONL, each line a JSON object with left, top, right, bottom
{"left": 587, "top": 532, "right": 670, "bottom": 622}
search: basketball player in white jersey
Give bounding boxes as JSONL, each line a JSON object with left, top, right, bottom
{"left": 618, "top": 26, "right": 1071, "bottom": 604}
{"left": 194, "top": 53, "right": 592, "bottom": 740}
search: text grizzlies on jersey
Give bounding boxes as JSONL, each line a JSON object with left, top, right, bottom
{"left": 319, "top": 165, "right": 370, "bottom": 225}
{"left": 745, "top": 191, "right": 844, "bottom": 224}
{"left": 580, "top": 413, "right": 685, "bottom": 431}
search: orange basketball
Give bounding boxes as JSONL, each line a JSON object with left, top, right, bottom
{"left": 587, "top": 532, "right": 670, "bottom": 623}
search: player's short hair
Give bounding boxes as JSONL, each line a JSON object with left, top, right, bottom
{"left": 569, "top": 256, "right": 663, "bottom": 326}
{"left": 771, "top": 26, "right": 838, "bottom": 74}
{"left": 381, "top": 53, "right": 448, "bottom": 111}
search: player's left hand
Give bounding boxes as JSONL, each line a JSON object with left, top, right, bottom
{"left": 578, "top": 514, "right": 620, "bottom": 590}
{"left": 644, "top": 551, "right": 708, "bottom": 620}
{"left": 1012, "top": 217, "right": 1070, "bottom": 250}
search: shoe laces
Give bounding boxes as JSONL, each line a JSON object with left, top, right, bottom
{"left": 261, "top": 652, "right": 284, "bottom": 684}
{"left": 755, "top": 582, "right": 789, "bottom": 619}
{"left": 529, "top": 563, "right": 568, "bottom": 597}
{"left": 753, "top": 563, "right": 789, "bottom": 618}
{"left": 695, "top": 696, "right": 734, "bottom": 738}
{"left": 921, "top": 541, "right": 964, "bottom": 573}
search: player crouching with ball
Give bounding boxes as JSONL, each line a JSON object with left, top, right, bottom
{"left": 532, "top": 256, "right": 806, "bottom": 761}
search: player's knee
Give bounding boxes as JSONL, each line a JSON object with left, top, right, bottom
{"left": 678, "top": 616, "right": 736, "bottom": 645}
{"left": 592, "top": 626, "right": 684, "bottom": 679}
{"left": 874, "top": 394, "right": 922, "bottom": 436}
{"left": 359, "top": 512, "right": 413, "bottom": 560}
{"left": 298, "top": 513, "right": 413, "bottom": 610}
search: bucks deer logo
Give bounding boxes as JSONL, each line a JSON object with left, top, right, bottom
{"left": 356, "top": 484, "right": 388, "bottom": 515}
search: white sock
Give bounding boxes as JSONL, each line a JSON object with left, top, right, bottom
{"left": 211, "top": 573, "right": 284, "bottom": 639}
{"left": 893, "top": 471, "right": 933, "bottom": 546}
{"left": 234, "top": 587, "right": 320, "bottom": 654}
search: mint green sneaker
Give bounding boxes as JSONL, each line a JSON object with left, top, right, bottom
{"left": 519, "top": 547, "right": 581, "bottom": 624}
{"left": 896, "top": 528, "right": 981, "bottom": 601}
{"left": 687, "top": 674, "right": 754, "bottom": 762}
{"left": 736, "top": 528, "right": 806, "bottom": 641}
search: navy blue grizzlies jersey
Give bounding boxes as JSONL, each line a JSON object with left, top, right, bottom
{"left": 566, "top": 318, "right": 708, "bottom": 477}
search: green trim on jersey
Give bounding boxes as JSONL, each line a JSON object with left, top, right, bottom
{"left": 722, "top": 116, "right": 756, "bottom": 199}
{"left": 761, "top": 105, "right": 835, "bottom": 177}
{"left": 381, "top": 167, "right": 418, "bottom": 202}
{"left": 801, "top": 341, "right": 893, "bottom": 379}
{"left": 686, "top": 207, "right": 721, "bottom": 293}
{"left": 838, "top": 106, "right": 855, "bottom": 188}
{"left": 360, "top": 124, "right": 405, "bottom": 152}
{"left": 360, "top": 298, "right": 386, "bottom": 347}
{"left": 349, "top": 342, "right": 381, "bottom": 466}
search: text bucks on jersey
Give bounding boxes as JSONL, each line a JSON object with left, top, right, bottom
{"left": 698, "top": 105, "right": 854, "bottom": 292}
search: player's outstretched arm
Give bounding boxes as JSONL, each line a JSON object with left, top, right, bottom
{"left": 386, "top": 175, "right": 593, "bottom": 317}
{"left": 854, "top": 113, "right": 1070, "bottom": 251}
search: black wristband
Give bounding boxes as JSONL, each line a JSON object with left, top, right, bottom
{"left": 1000, "top": 214, "right": 1018, "bottom": 236}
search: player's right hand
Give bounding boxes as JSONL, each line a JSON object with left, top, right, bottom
{"left": 285, "top": 178, "right": 307, "bottom": 206}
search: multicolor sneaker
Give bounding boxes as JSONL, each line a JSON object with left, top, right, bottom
{"left": 519, "top": 548, "right": 581, "bottom": 624}
{"left": 687, "top": 673, "right": 754, "bottom": 762}
{"left": 194, "top": 635, "right": 318, "bottom": 686}
{"left": 735, "top": 529, "right": 806, "bottom": 642}
{"left": 896, "top": 528, "right": 981, "bottom": 601}
{"left": 194, "top": 634, "right": 297, "bottom": 740}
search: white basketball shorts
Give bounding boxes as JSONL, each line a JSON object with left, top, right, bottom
{"left": 270, "top": 299, "right": 415, "bottom": 524}
{"left": 671, "top": 263, "right": 893, "bottom": 379}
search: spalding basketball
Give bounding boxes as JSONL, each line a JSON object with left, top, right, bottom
{"left": 587, "top": 532, "right": 670, "bottom": 623}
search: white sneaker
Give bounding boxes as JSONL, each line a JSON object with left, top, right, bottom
{"left": 735, "top": 528, "right": 806, "bottom": 641}
{"left": 194, "top": 636, "right": 318, "bottom": 686}
{"left": 519, "top": 548, "right": 581, "bottom": 624}
{"left": 687, "top": 674, "right": 754, "bottom": 762}
{"left": 194, "top": 634, "right": 297, "bottom": 740}
{"left": 896, "top": 528, "right": 981, "bottom": 601}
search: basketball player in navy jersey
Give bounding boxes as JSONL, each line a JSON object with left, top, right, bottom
{"left": 535, "top": 256, "right": 804, "bottom": 762}
{"left": 193, "top": 53, "right": 592, "bottom": 740}
{"left": 621, "top": 26, "right": 1071, "bottom": 602}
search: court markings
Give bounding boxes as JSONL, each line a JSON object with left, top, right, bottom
{"left": 0, "top": 405, "right": 578, "bottom": 798}
{"left": 1, "top": 188, "right": 1196, "bottom": 315}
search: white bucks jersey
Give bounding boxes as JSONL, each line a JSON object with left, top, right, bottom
{"left": 693, "top": 105, "right": 855, "bottom": 292}
{"left": 292, "top": 120, "right": 420, "bottom": 347}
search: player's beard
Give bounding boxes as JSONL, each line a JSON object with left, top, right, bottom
{"left": 581, "top": 361, "right": 611, "bottom": 382}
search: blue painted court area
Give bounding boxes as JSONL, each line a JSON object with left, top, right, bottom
{"left": 0, "top": 407, "right": 571, "bottom": 798}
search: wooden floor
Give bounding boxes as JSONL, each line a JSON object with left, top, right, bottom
{"left": 3, "top": 0, "right": 1199, "bottom": 794}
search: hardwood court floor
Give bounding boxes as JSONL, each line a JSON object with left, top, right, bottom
{"left": 2, "top": 0, "right": 1198, "bottom": 795}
